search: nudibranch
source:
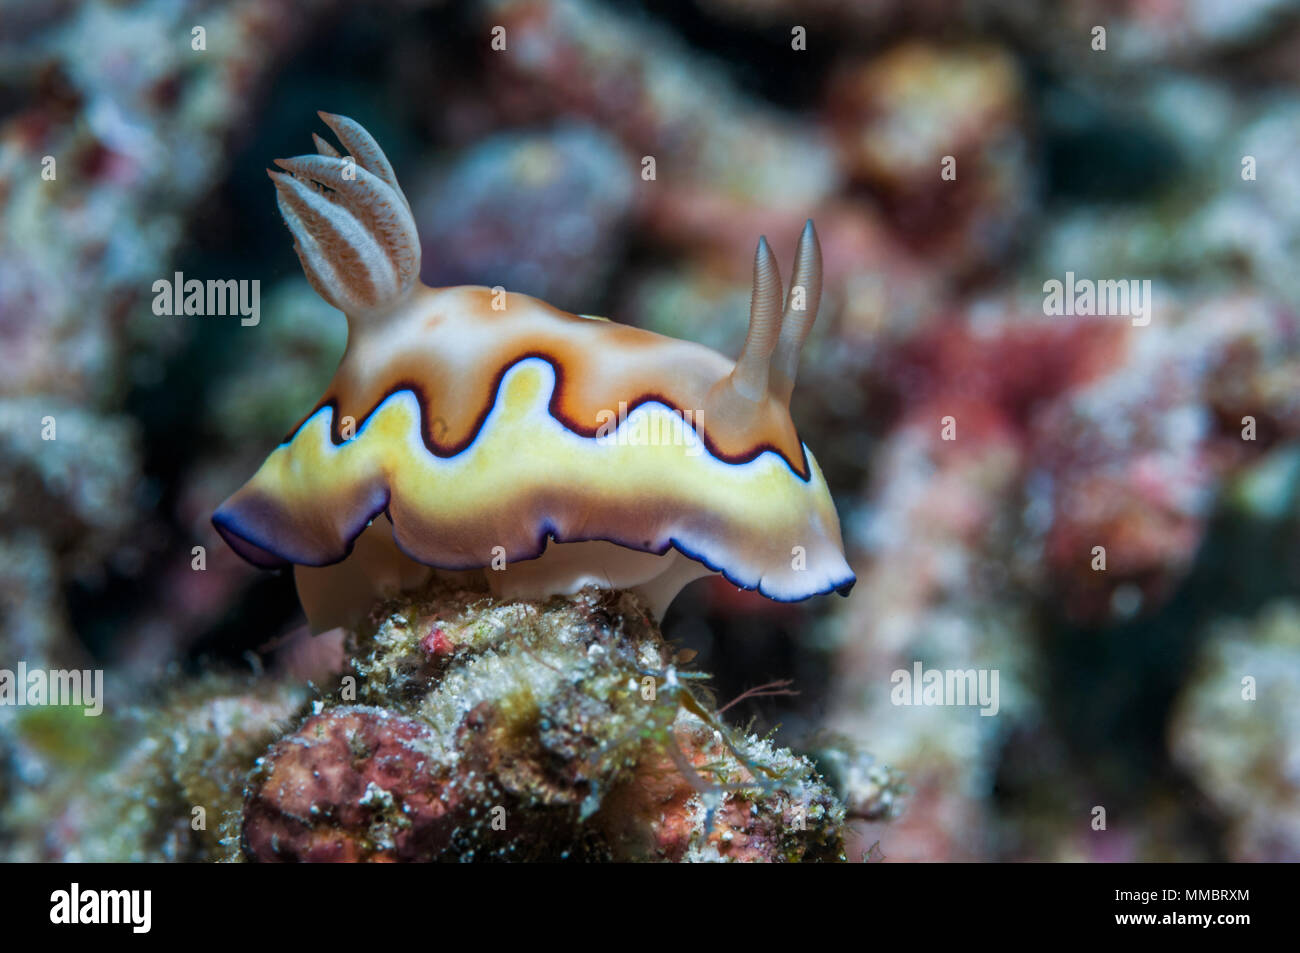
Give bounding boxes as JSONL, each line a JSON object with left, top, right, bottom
{"left": 213, "top": 112, "right": 854, "bottom": 632}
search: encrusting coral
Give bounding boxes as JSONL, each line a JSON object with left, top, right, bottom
{"left": 2, "top": 582, "right": 890, "bottom": 862}
{"left": 1, "top": 675, "right": 308, "bottom": 862}
{"left": 1171, "top": 601, "right": 1300, "bottom": 862}
{"left": 243, "top": 581, "right": 865, "bottom": 862}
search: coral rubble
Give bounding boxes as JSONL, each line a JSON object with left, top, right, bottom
{"left": 4, "top": 584, "right": 885, "bottom": 862}
{"left": 244, "top": 583, "right": 859, "bottom": 862}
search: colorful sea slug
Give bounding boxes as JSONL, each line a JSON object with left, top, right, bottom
{"left": 213, "top": 112, "right": 854, "bottom": 632}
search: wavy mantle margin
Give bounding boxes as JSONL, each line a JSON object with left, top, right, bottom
{"left": 282, "top": 351, "right": 816, "bottom": 483}
{"left": 214, "top": 507, "right": 856, "bottom": 603}
{"left": 215, "top": 359, "right": 856, "bottom": 602}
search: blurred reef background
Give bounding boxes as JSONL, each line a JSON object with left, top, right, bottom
{"left": 3, "top": 0, "right": 1300, "bottom": 860}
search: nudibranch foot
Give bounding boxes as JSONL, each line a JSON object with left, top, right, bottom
{"left": 293, "top": 523, "right": 714, "bottom": 633}
{"left": 293, "top": 515, "right": 435, "bottom": 635}
{"left": 214, "top": 113, "right": 856, "bottom": 635}
{"left": 483, "top": 540, "right": 715, "bottom": 621}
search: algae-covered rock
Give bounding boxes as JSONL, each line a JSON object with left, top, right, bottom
{"left": 242, "top": 582, "right": 854, "bottom": 862}
{"left": 4, "top": 582, "right": 872, "bottom": 862}
{"left": 1, "top": 675, "right": 307, "bottom": 862}
{"left": 1171, "top": 602, "right": 1300, "bottom": 862}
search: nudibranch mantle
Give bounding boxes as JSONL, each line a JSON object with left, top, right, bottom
{"left": 213, "top": 113, "right": 854, "bottom": 631}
